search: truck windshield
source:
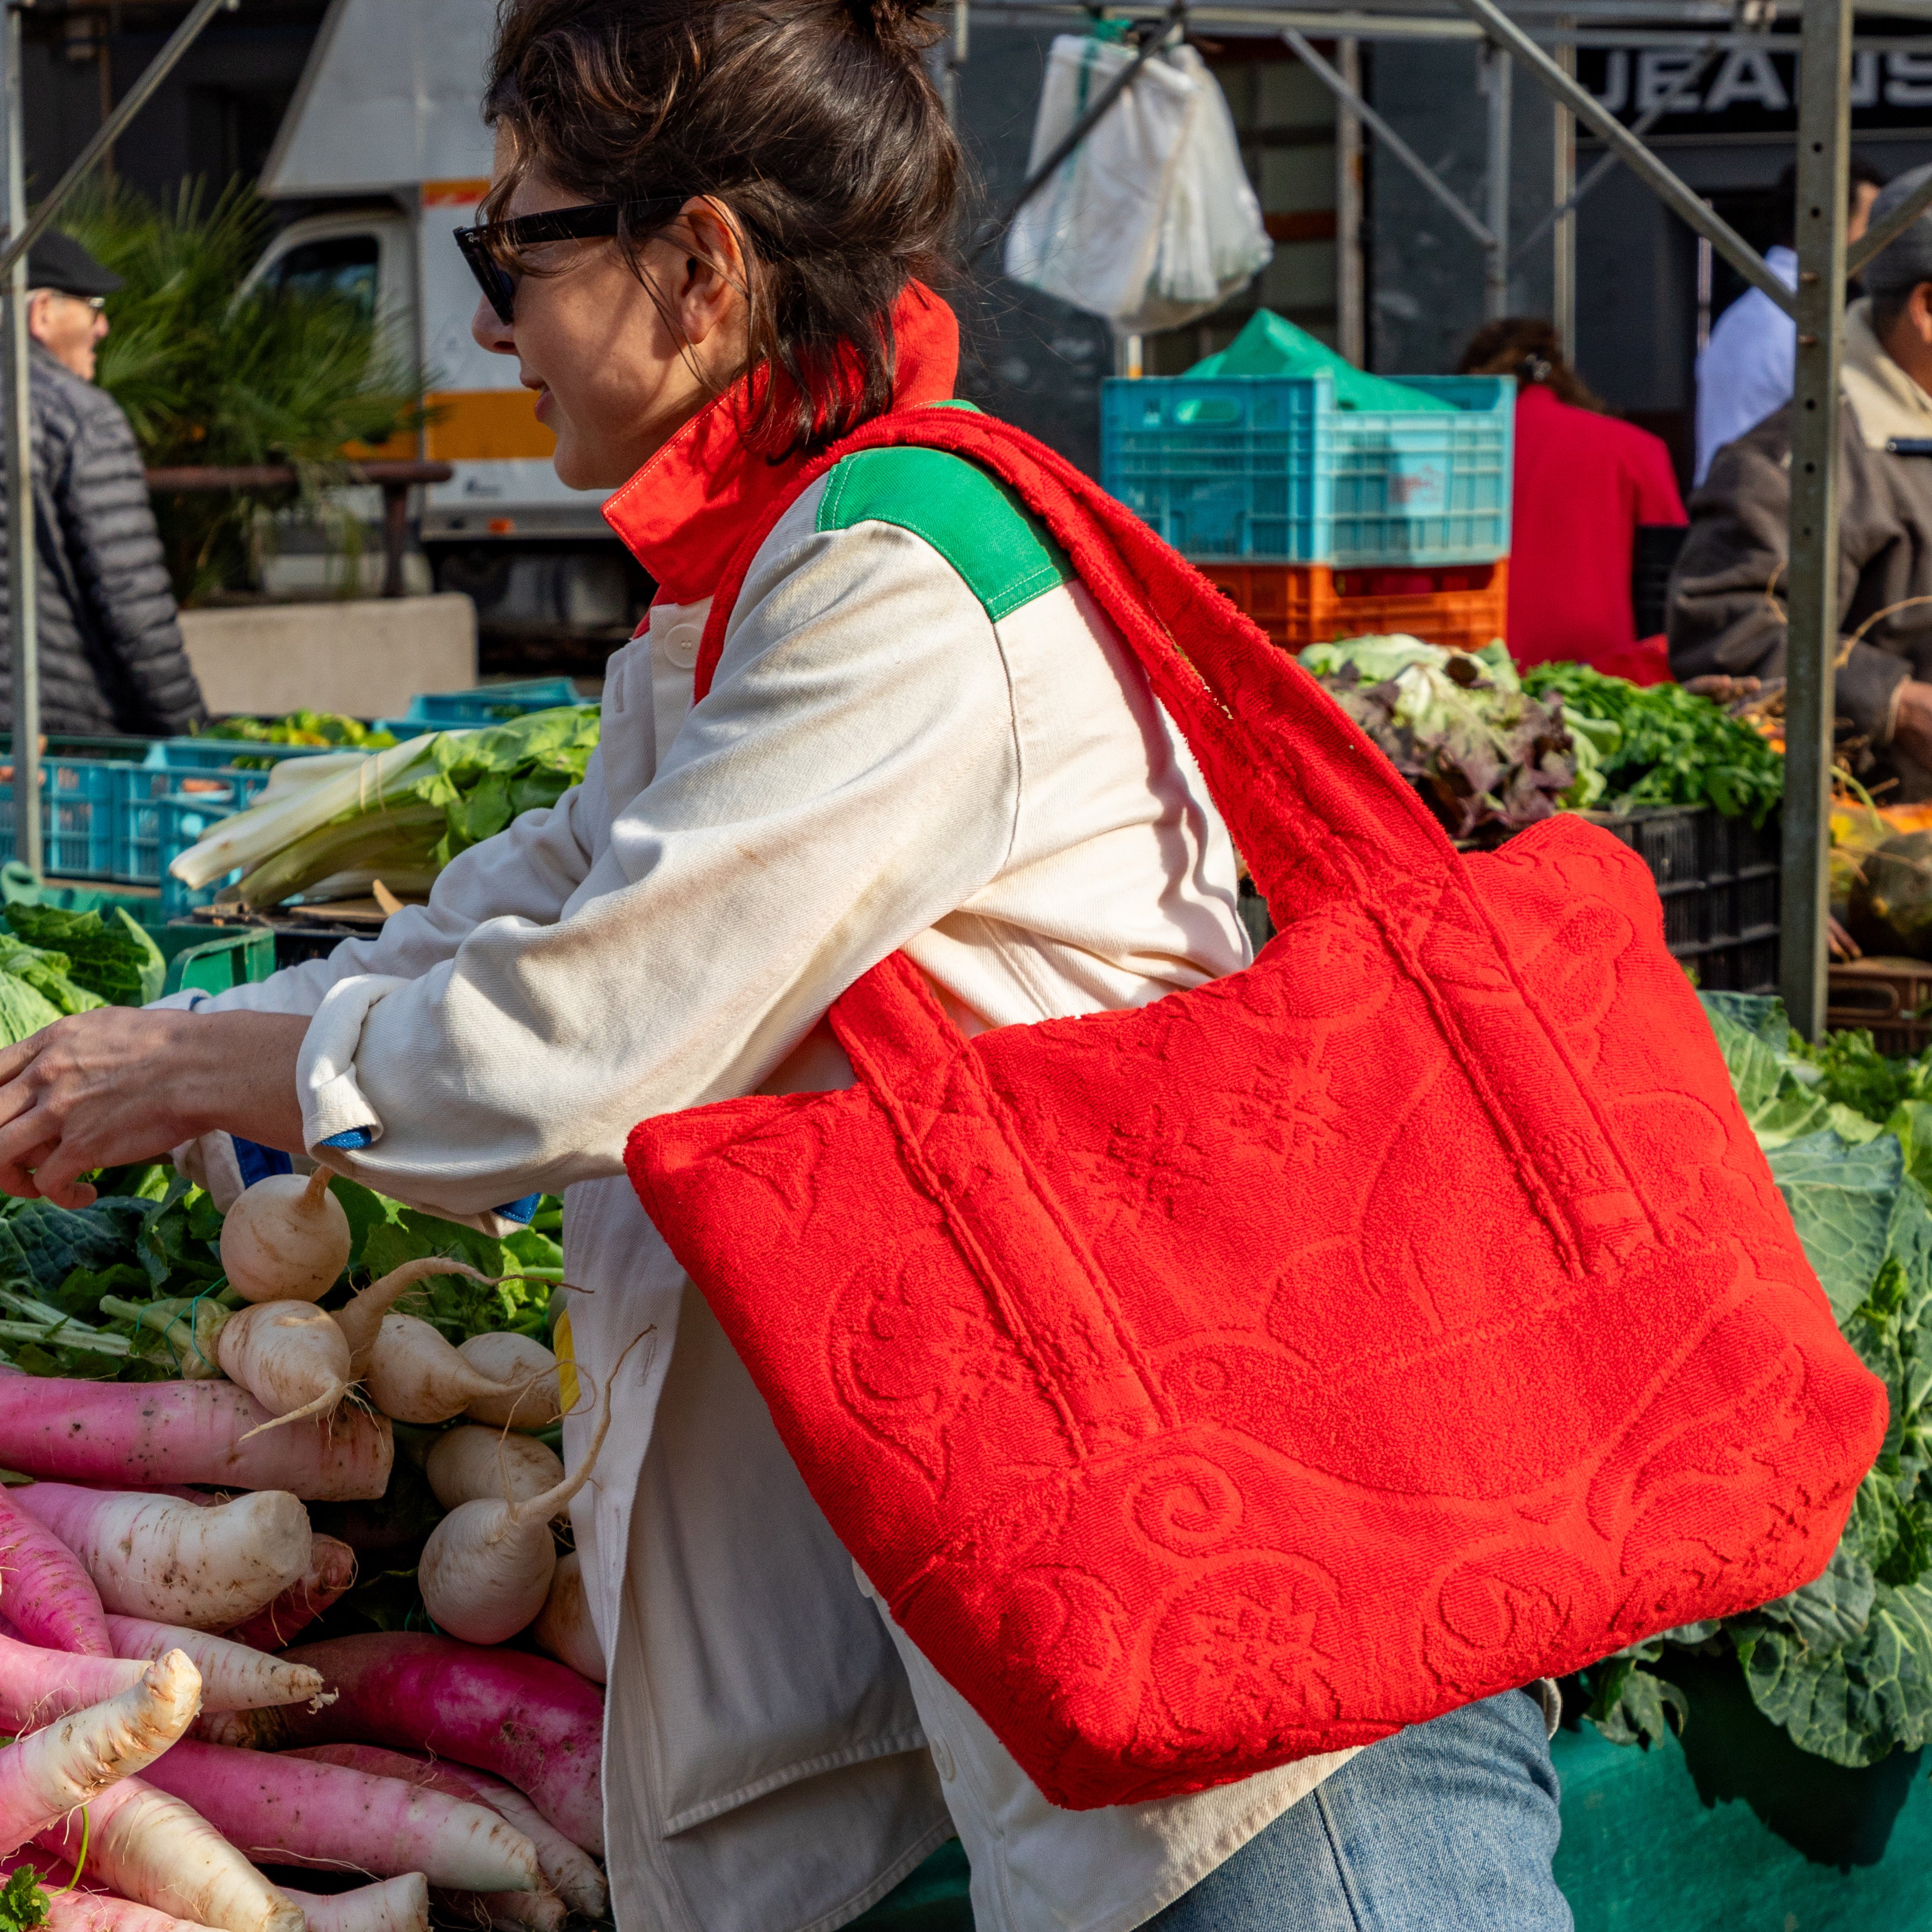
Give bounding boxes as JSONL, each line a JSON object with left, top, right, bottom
{"left": 266, "top": 235, "right": 380, "bottom": 316}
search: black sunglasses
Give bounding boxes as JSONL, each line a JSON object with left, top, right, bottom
{"left": 454, "top": 196, "right": 694, "bottom": 324}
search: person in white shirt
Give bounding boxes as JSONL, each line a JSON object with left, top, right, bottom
{"left": 1694, "top": 157, "right": 1885, "bottom": 485}
{"left": 0, "top": 3, "right": 1573, "bottom": 1928}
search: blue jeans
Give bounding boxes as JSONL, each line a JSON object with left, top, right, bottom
{"left": 1144, "top": 1691, "right": 1572, "bottom": 1932}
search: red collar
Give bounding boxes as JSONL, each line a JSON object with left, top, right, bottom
{"left": 602, "top": 283, "right": 960, "bottom": 605}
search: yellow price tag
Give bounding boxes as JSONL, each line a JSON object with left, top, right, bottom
{"left": 553, "top": 1305, "right": 580, "bottom": 1416}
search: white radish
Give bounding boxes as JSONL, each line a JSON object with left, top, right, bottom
{"left": 106, "top": 1619, "right": 326, "bottom": 1713}
{"left": 528, "top": 1555, "right": 602, "bottom": 1686}
{"left": 217, "top": 1305, "right": 353, "bottom": 1435}
{"left": 333, "top": 1262, "right": 499, "bottom": 1380}
{"left": 0, "top": 1651, "right": 201, "bottom": 1854}
{"left": 280, "top": 1878, "right": 427, "bottom": 1932}
{"left": 34, "top": 1776, "right": 304, "bottom": 1932}
{"left": 16, "top": 1487, "right": 312, "bottom": 1631}
{"left": 455, "top": 1338, "right": 561, "bottom": 1433}
{"left": 423, "top": 1430, "right": 562, "bottom": 1515}
{"left": 362, "top": 1320, "right": 523, "bottom": 1428}
{"left": 221, "top": 1172, "right": 350, "bottom": 1305}
{"left": 417, "top": 1336, "right": 637, "bottom": 1645}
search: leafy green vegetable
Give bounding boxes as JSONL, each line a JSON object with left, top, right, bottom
{"left": 223, "top": 708, "right": 600, "bottom": 908}
{"left": 200, "top": 711, "right": 397, "bottom": 751}
{"left": 0, "top": 1865, "right": 50, "bottom": 1932}
{"left": 0, "top": 976, "right": 63, "bottom": 1047}
{"left": 1586, "top": 1653, "right": 1688, "bottom": 1748}
{"left": 3, "top": 906, "right": 163, "bottom": 1007}
{"left": 1522, "top": 661, "right": 1784, "bottom": 826}
{"left": 0, "top": 937, "right": 105, "bottom": 1017}
{"left": 1299, "top": 639, "right": 1574, "bottom": 839}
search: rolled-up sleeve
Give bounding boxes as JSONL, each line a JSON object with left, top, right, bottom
{"left": 297, "top": 515, "right": 1022, "bottom": 1218}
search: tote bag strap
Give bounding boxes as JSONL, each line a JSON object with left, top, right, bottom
{"left": 693, "top": 405, "right": 1456, "bottom": 919}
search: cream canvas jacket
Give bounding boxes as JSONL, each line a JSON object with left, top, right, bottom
{"left": 170, "top": 369, "right": 1353, "bottom": 1931}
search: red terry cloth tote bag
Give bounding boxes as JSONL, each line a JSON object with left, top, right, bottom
{"left": 625, "top": 405, "right": 1887, "bottom": 1811}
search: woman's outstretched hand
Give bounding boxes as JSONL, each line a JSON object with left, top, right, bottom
{"left": 0, "top": 1007, "right": 310, "bottom": 1207}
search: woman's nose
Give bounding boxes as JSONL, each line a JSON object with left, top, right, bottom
{"left": 472, "top": 297, "right": 516, "bottom": 356}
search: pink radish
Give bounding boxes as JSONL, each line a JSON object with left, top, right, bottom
{"left": 216, "top": 1307, "right": 352, "bottom": 1435}
{"left": 138, "top": 1740, "right": 539, "bottom": 1893}
{"left": 528, "top": 1554, "right": 601, "bottom": 1687}
{"left": 15, "top": 1487, "right": 311, "bottom": 1631}
{"left": 197, "top": 1636, "right": 604, "bottom": 1854}
{"left": 35, "top": 1777, "right": 302, "bottom": 1932}
{"left": 2, "top": 1858, "right": 224, "bottom": 1932}
{"left": 361, "top": 1321, "right": 524, "bottom": 1428}
{"left": 453, "top": 1338, "right": 560, "bottom": 1433}
{"left": 0, "top": 1483, "right": 112, "bottom": 1656}
{"left": 331, "top": 1263, "right": 499, "bottom": 1380}
{"left": 0, "top": 1381, "right": 390, "bottom": 1501}
{"left": 0, "top": 1651, "right": 200, "bottom": 1854}
{"left": 428, "top": 1888, "right": 563, "bottom": 1932}
{"left": 221, "top": 1541, "right": 356, "bottom": 1654}
{"left": 220, "top": 1173, "right": 349, "bottom": 1305}
{"left": 284, "top": 1751, "right": 603, "bottom": 1922}
{"left": 422, "top": 1431, "right": 561, "bottom": 1515}
{"left": 279, "top": 1877, "right": 427, "bottom": 1932}
{"left": 0, "top": 1630, "right": 150, "bottom": 1730}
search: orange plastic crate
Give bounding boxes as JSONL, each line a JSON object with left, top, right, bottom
{"left": 1199, "top": 559, "right": 1510, "bottom": 656}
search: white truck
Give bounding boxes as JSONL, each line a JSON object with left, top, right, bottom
{"left": 252, "top": 0, "right": 639, "bottom": 647}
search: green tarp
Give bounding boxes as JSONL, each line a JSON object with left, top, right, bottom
{"left": 1186, "top": 309, "right": 1457, "bottom": 413}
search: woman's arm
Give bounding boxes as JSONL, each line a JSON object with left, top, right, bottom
{"left": 292, "top": 512, "right": 1024, "bottom": 1217}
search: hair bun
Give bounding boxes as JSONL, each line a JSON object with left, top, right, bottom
{"left": 853, "top": 0, "right": 940, "bottom": 46}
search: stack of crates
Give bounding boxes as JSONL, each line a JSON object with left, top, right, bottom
{"left": 0, "top": 736, "right": 342, "bottom": 921}
{"left": 1099, "top": 369, "right": 1515, "bottom": 652}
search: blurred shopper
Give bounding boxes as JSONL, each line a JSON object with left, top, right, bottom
{"left": 1693, "top": 156, "right": 1886, "bottom": 485}
{"left": 1671, "top": 164, "right": 1932, "bottom": 802}
{"left": 1458, "top": 317, "right": 1685, "bottom": 684}
{"left": 0, "top": 229, "right": 206, "bottom": 736}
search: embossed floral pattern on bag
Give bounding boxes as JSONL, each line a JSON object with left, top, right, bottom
{"left": 626, "top": 408, "right": 1890, "bottom": 1812}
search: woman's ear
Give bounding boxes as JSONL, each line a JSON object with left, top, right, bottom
{"left": 665, "top": 196, "right": 747, "bottom": 354}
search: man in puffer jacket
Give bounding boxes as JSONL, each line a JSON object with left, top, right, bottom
{"left": 0, "top": 230, "right": 207, "bottom": 736}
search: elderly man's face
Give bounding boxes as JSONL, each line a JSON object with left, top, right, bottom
{"left": 26, "top": 290, "right": 108, "bottom": 381}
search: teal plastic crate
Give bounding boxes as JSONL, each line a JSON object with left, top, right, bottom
{"left": 401, "top": 678, "right": 583, "bottom": 725}
{"left": 121, "top": 770, "right": 274, "bottom": 886}
{"left": 0, "top": 756, "right": 144, "bottom": 880}
{"left": 145, "top": 738, "right": 346, "bottom": 776}
{"left": 156, "top": 790, "right": 251, "bottom": 921}
{"left": 1099, "top": 372, "right": 1514, "bottom": 566}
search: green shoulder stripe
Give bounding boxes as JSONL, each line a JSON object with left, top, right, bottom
{"left": 815, "top": 445, "right": 1074, "bottom": 623}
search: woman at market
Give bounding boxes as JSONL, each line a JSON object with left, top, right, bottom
{"left": 0, "top": 4, "right": 1572, "bottom": 1928}
{"left": 1457, "top": 317, "right": 1686, "bottom": 685}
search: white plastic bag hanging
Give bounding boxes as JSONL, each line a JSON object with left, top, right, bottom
{"left": 1003, "top": 35, "right": 1198, "bottom": 323}
{"left": 1131, "top": 44, "right": 1274, "bottom": 332}
{"left": 1003, "top": 34, "right": 1272, "bottom": 333}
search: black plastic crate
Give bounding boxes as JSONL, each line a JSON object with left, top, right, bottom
{"left": 1240, "top": 804, "right": 1779, "bottom": 994}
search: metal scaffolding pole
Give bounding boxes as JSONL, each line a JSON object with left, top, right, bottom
{"left": 1481, "top": 39, "right": 1512, "bottom": 317}
{"left": 1783, "top": 0, "right": 1854, "bottom": 1038}
{"left": 1552, "top": 21, "right": 1574, "bottom": 353}
{"left": 1336, "top": 35, "right": 1365, "bottom": 365}
{"left": 2, "top": 0, "right": 37, "bottom": 880}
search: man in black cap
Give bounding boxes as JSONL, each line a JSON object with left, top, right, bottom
{"left": 0, "top": 228, "right": 206, "bottom": 736}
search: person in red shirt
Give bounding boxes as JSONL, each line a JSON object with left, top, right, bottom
{"left": 1457, "top": 318, "right": 1687, "bottom": 684}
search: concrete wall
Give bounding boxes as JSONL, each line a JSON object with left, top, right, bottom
{"left": 179, "top": 594, "right": 476, "bottom": 719}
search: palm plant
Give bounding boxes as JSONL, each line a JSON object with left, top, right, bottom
{"left": 59, "top": 177, "right": 429, "bottom": 605}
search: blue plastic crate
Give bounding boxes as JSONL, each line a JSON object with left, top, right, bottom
{"left": 145, "top": 738, "right": 347, "bottom": 776}
{"left": 1099, "top": 372, "right": 1515, "bottom": 566}
{"left": 121, "top": 769, "right": 272, "bottom": 886}
{"left": 402, "top": 679, "right": 584, "bottom": 725}
{"left": 158, "top": 790, "right": 250, "bottom": 921}
{"left": 0, "top": 756, "right": 148, "bottom": 881}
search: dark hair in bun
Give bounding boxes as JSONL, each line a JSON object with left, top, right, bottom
{"left": 486, "top": 0, "right": 960, "bottom": 455}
